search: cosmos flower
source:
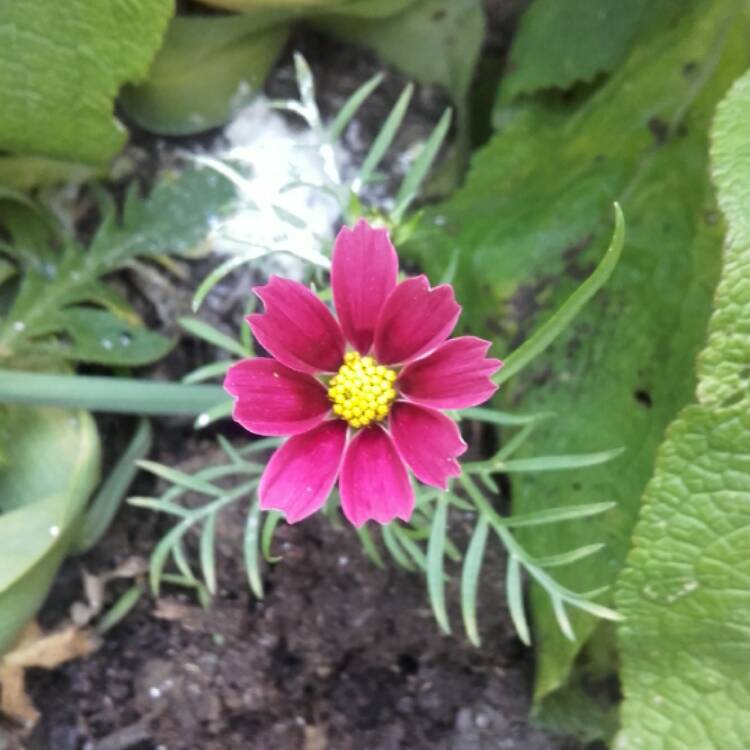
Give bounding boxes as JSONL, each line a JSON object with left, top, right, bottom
{"left": 224, "top": 220, "right": 502, "bottom": 527}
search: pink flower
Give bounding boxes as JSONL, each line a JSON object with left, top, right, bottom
{"left": 224, "top": 220, "right": 503, "bottom": 527}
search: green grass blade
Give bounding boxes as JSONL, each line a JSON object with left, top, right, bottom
{"left": 244, "top": 496, "right": 264, "bottom": 598}
{"left": 355, "top": 84, "right": 413, "bottom": 190}
{"left": 426, "top": 495, "right": 451, "bottom": 635}
{"left": 183, "top": 360, "right": 235, "bottom": 384}
{"left": 261, "top": 510, "right": 283, "bottom": 563}
{"left": 392, "top": 109, "right": 452, "bottom": 223}
{"left": 393, "top": 526, "right": 428, "bottom": 570}
{"left": 200, "top": 512, "right": 218, "bottom": 595}
{"left": 192, "top": 254, "right": 256, "bottom": 312}
{"left": 0, "top": 370, "right": 226, "bottom": 415}
{"left": 128, "top": 496, "right": 191, "bottom": 517}
{"left": 495, "top": 203, "right": 625, "bottom": 386}
{"left": 551, "top": 595, "right": 575, "bottom": 641}
{"left": 532, "top": 543, "right": 605, "bottom": 568}
{"left": 382, "top": 524, "right": 416, "bottom": 571}
{"left": 330, "top": 73, "right": 383, "bottom": 142}
{"left": 178, "top": 316, "right": 248, "bottom": 358}
{"left": 194, "top": 399, "right": 233, "bottom": 429}
{"left": 357, "top": 525, "right": 385, "bottom": 569}
{"left": 137, "top": 460, "right": 223, "bottom": 496}
{"left": 496, "top": 447, "right": 624, "bottom": 473}
{"left": 502, "top": 502, "right": 615, "bottom": 528}
{"left": 97, "top": 583, "right": 145, "bottom": 634}
{"left": 461, "top": 514, "right": 489, "bottom": 647}
{"left": 75, "top": 418, "right": 152, "bottom": 553}
{"left": 460, "top": 407, "right": 554, "bottom": 426}
{"left": 506, "top": 556, "right": 531, "bottom": 645}
{"left": 150, "top": 518, "right": 193, "bottom": 594}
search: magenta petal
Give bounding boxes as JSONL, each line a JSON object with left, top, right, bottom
{"left": 248, "top": 276, "right": 345, "bottom": 374}
{"left": 332, "top": 219, "right": 398, "bottom": 354}
{"left": 224, "top": 358, "right": 330, "bottom": 436}
{"left": 339, "top": 425, "right": 414, "bottom": 527}
{"left": 399, "top": 336, "right": 503, "bottom": 409}
{"left": 390, "top": 402, "right": 466, "bottom": 490}
{"left": 259, "top": 421, "right": 347, "bottom": 523}
{"left": 374, "top": 276, "right": 461, "bottom": 365}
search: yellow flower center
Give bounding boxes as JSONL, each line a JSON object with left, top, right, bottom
{"left": 327, "top": 351, "right": 398, "bottom": 429}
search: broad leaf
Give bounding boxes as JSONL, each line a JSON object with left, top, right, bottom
{"left": 0, "top": 405, "right": 100, "bottom": 654}
{"left": 0, "top": 0, "right": 173, "bottom": 165}
{"left": 316, "top": 0, "right": 484, "bottom": 105}
{"left": 404, "top": 0, "right": 749, "bottom": 707}
{"left": 614, "top": 65, "right": 750, "bottom": 750}
{"left": 499, "top": 0, "right": 696, "bottom": 99}
{"left": 120, "top": 13, "right": 290, "bottom": 135}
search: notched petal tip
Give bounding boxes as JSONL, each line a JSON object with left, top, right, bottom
{"left": 246, "top": 276, "right": 345, "bottom": 374}
{"left": 398, "top": 336, "right": 503, "bottom": 410}
{"left": 374, "top": 275, "right": 461, "bottom": 365}
{"left": 332, "top": 219, "right": 399, "bottom": 354}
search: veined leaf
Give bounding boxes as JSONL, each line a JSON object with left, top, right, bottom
{"left": 0, "top": 0, "right": 172, "bottom": 164}
{"left": 615, "top": 64, "right": 750, "bottom": 750}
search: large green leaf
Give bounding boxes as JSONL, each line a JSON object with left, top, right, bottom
{"left": 499, "top": 0, "right": 695, "bottom": 99}
{"left": 0, "top": 167, "right": 235, "bottom": 368}
{"left": 0, "top": 0, "right": 173, "bottom": 165}
{"left": 316, "top": 0, "right": 484, "bottom": 105}
{"left": 404, "top": 0, "right": 749, "bottom": 708}
{"left": 0, "top": 405, "right": 100, "bottom": 654}
{"left": 120, "top": 13, "right": 290, "bottom": 136}
{"left": 614, "top": 65, "right": 750, "bottom": 750}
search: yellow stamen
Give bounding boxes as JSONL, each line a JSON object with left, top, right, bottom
{"left": 327, "top": 351, "right": 398, "bottom": 429}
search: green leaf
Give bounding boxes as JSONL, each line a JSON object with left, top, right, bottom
{"left": 41, "top": 308, "right": 174, "bottom": 366}
{"left": 74, "top": 418, "right": 152, "bottom": 553}
{"left": 460, "top": 514, "right": 489, "bottom": 647}
{"left": 178, "top": 317, "right": 249, "bottom": 358}
{"left": 0, "top": 405, "right": 100, "bottom": 654}
{"left": 0, "top": 167, "right": 235, "bottom": 368}
{"left": 120, "top": 13, "right": 290, "bottom": 135}
{"left": 316, "top": 0, "right": 484, "bottom": 105}
{"left": 426, "top": 495, "right": 450, "bottom": 635}
{"left": 0, "top": 0, "right": 172, "bottom": 164}
{"left": 0, "top": 371, "right": 227, "bottom": 417}
{"left": 500, "top": 0, "right": 695, "bottom": 100}
{"left": 614, "top": 65, "right": 750, "bottom": 750}
{"left": 200, "top": 512, "right": 219, "bottom": 595}
{"left": 244, "top": 496, "right": 264, "bottom": 598}
{"left": 405, "top": 0, "right": 750, "bottom": 705}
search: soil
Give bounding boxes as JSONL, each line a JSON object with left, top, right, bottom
{"left": 3, "top": 4, "right": 601, "bottom": 749}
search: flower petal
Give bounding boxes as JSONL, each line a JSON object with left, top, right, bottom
{"left": 374, "top": 276, "right": 461, "bottom": 365}
{"left": 399, "top": 336, "right": 502, "bottom": 409}
{"left": 224, "top": 358, "right": 331, "bottom": 436}
{"left": 339, "top": 425, "right": 414, "bottom": 527}
{"left": 259, "top": 421, "right": 348, "bottom": 523}
{"left": 390, "top": 402, "right": 466, "bottom": 490}
{"left": 248, "top": 276, "right": 345, "bottom": 374}
{"left": 332, "top": 219, "right": 398, "bottom": 354}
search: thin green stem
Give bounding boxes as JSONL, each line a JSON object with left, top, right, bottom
{"left": 0, "top": 370, "right": 227, "bottom": 416}
{"left": 495, "top": 203, "right": 625, "bottom": 386}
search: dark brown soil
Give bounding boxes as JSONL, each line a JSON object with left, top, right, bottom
{"left": 21, "top": 455, "right": 588, "bottom": 750}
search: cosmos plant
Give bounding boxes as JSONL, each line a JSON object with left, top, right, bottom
{"left": 224, "top": 220, "right": 502, "bottom": 527}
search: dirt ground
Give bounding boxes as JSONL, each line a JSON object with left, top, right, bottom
{"left": 2, "top": 5, "right": 605, "bottom": 749}
{"left": 21, "top": 460, "right": 592, "bottom": 750}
